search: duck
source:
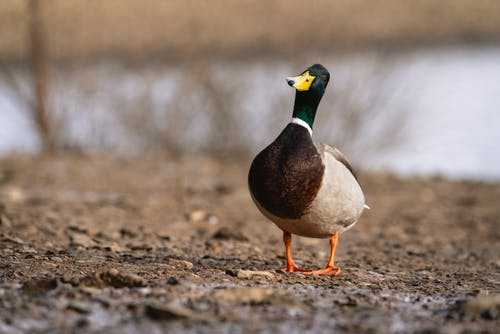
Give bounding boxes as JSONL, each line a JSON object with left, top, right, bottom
{"left": 248, "top": 64, "right": 369, "bottom": 276}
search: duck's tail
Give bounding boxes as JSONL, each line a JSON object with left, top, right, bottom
{"left": 364, "top": 204, "right": 371, "bottom": 210}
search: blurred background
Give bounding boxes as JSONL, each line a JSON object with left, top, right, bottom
{"left": 1, "top": 0, "right": 499, "bottom": 180}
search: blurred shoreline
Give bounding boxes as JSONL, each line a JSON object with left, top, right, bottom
{"left": 1, "top": 1, "right": 499, "bottom": 182}
{"left": 2, "top": 44, "right": 500, "bottom": 181}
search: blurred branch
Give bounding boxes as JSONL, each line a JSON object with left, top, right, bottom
{"left": 28, "top": 0, "right": 53, "bottom": 153}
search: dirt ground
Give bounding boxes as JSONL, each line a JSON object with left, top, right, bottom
{"left": 0, "top": 154, "right": 499, "bottom": 333}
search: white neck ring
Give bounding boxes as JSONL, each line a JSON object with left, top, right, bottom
{"left": 290, "top": 117, "right": 312, "bottom": 136}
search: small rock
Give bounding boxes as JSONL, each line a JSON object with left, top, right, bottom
{"left": 214, "top": 182, "right": 233, "bottom": 195}
{"left": 80, "top": 272, "right": 106, "bottom": 289}
{"left": 463, "top": 294, "right": 500, "bottom": 319}
{"left": 0, "top": 214, "right": 12, "bottom": 228}
{"left": 207, "top": 215, "right": 219, "bottom": 225}
{"left": 334, "top": 295, "right": 358, "bottom": 307}
{"left": 157, "top": 232, "right": 171, "bottom": 240}
{"left": 145, "top": 303, "right": 209, "bottom": 322}
{"left": 81, "top": 268, "right": 147, "bottom": 288}
{"left": 50, "top": 256, "right": 63, "bottom": 263}
{"left": 137, "top": 287, "right": 152, "bottom": 295}
{"left": 4, "top": 186, "right": 26, "bottom": 202}
{"left": 21, "top": 246, "right": 38, "bottom": 254}
{"left": 1, "top": 234, "right": 25, "bottom": 245}
{"left": 187, "top": 210, "right": 208, "bottom": 223}
{"left": 67, "top": 301, "right": 92, "bottom": 314}
{"left": 22, "top": 278, "right": 58, "bottom": 296}
{"left": 128, "top": 241, "right": 154, "bottom": 251}
{"left": 120, "top": 228, "right": 138, "bottom": 238}
{"left": 62, "top": 275, "right": 80, "bottom": 286}
{"left": 168, "top": 259, "right": 194, "bottom": 270}
{"left": 212, "top": 226, "right": 249, "bottom": 241}
{"left": 103, "top": 268, "right": 147, "bottom": 288}
{"left": 235, "top": 270, "right": 275, "bottom": 280}
{"left": 70, "top": 233, "right": 96, "bottom": 248}
{"left": 167, "top": 277, "right": 180, "bottom": 285}
{"left": 225, "top": 269, "right": 238, "bottom": 277}
{"left": 67, "top": 224, "right": 89, "bottom": 234}
{"left": 107, "top": 268, "right": 120, "bottom": 276}
{"left": 80, "top": 286, "right": 103, "bottom": 297}
{"left": 100, "top": 242, "right": 127, "bottom": 253}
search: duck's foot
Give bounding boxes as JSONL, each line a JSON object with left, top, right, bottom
{"left": 303, "top": 266, "right": 341, "bottom": 276}
{"left": 300, "top": 233, "right": 342, "bottom": 276}
{"left": 282, "top": 231, "right": 309, "bottom": 273}
{"left": 282, "top": 263, "right": 308, "bottom": 273}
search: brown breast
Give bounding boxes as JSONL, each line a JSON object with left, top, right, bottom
{"left": 248, "top": 123, "right": 324, "bottom": 219}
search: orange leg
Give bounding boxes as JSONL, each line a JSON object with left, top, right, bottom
{"left": 282, "top": 231, "right": 307, "bottom": 272}
{"left": 304, "top": 232, "right": 341, "bottom": 276}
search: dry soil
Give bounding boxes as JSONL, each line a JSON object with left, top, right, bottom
{"left": 0, "top": 154, "right": 499, "bottom": 333}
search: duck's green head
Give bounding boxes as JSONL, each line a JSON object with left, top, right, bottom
{"left": 286, "top": 64, "right": 330, "bottom": 93}
{"left": 286, "top": 64, "right": 330, "bottom": 130}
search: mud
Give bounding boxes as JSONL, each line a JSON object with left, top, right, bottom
{"left": 0, "top": 154, "right": 499, "bottom": 333}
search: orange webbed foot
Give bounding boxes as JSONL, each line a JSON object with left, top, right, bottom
{"left": 303, "top": 265, "right": 341, "bottom": 276}
{"left": 282, "top": 231, "right": 310, "bottom": 273}
{"left": 283, "top": 262, "right": 309, "bottom": 273}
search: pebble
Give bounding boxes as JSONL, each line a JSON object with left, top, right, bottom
{"left": 67, "top": 301, "right": 92, "bottom": 314}
{"left": 1, "top": 234, "right": 25, "bottom": 245}
{"left": 167, "top": 277, "right": 180, "bottom": 285}
{"left": 79, "top": 286, "right": 103, "bottom": 298}
{"left": 0, "top": 214, "right": 12, "bottom": 228}
{"left": 81, "top": 268, "right": 147, "bottom": 288}
{"left": 168, "top": 259, "right": 194, "bottom": 270}
{"left": 234, "top": 269, "right": 275, "bottom": 280}
{"left": 104, "top": 268, "right": 147, "bottom": 288}
{"left": 70, "top": 233, "right": 96, "bottom": 248}
{"left": 4, "top": 186, "right": 26, "bottom": 202}
{"left": 100, "top": 243, "right": 127, "bottom": 253}
{"left": 22, "top": 278, "right": 59, "bottom": 296}
{"left": 463, "top": 294, "right": 500, "bottom": 319}
{"left": 212, "top": 227, "right": 249, "bottom": 241}
{"left": 187, "top": 210, "right": 208, "bottom": 223}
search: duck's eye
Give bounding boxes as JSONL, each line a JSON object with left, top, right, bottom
{"left": 306, "top": 79, "right": 309, "bottom": 82}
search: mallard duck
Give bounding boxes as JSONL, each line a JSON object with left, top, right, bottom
{"left": 248, "top": 64, "right": 369, "bottom": 276}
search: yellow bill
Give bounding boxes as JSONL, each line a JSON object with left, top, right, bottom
{"left": 286, "top": 71, "right": 316, "bottom": 91}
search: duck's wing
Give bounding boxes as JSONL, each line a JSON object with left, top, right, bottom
{"left": 314, "top": 142, "right": 358, "bottom": 182}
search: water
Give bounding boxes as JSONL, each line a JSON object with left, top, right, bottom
{"left": 1, "top": 45, "right": 499, "bottom": 181}
{"left": 359, "top": 46, "right": 500, "bottom": 180}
